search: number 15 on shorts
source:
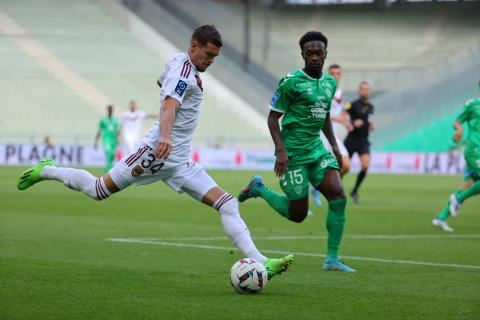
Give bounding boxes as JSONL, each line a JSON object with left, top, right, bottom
{"left": 281, "top": 169, "right": 304, "bottom": 186}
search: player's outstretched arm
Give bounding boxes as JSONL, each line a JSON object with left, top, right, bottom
{"left": 267, "top": 110, "right": 288, "bottom": 177}
{"left": 94, "top": 129, "right": 101, "bottom": 149}
{"left": 156, "top": 97, "right": 180, "bottom": 160}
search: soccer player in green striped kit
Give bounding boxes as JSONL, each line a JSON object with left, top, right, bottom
{"left": 239, "top": 31, "right": 355, "bottom": 272}
{"left": 433, "top": 84, "right": 480, "bottom": 232}
{"left": 95, "top": 105, "right": 121, "bottom": 173}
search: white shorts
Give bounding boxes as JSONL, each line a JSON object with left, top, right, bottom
{"left": 320, "top": 132, "right": 348, "bottom": 157}
{"left": 109, "top": 144, "right": 218, "bottom": 201}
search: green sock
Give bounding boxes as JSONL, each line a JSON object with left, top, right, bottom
{"left": 456, "top": 180, "right": 480, "bottom": 203}
{"left": 258, "top": 187, "right": 290, "bottom": 219}
{"left": 437, "top": 204, "right": 450, "bottom": 221}
{"left": 326, "top": 198, "right": 346, "bottom": 259}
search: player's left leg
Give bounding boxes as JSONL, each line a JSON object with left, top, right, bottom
{"left": 433, "top": 158, "right": 480, "bottom": 231}
{"left": 449, "top": 158, "right": 480, "bottom": 216}
{"left": 311, "top": 162, "right": 355, "bottom": 272}
{"left": 180, "top": 169, "right": 294, "bottom": 280}
{"left": 432, "top": 180, "right": 472, "bottom": 232}
{"left": 17, "top": 157, "right": 127, "bottom": 200}
{"left": 454, "top": 179, "right": 480, "bottom": 204}
{"left": 103, "top": 142, "right": 116, "bottom": 173}
{"left": 351, "top": 146, "right": 370, "bottom": 204}
{"left": 238, "top": 165, "right": 311, "bottom": 222}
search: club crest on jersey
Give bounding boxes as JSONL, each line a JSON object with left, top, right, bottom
{"left": 294, "top": 186, "right": 303, "bottom": 195}
{"left": 175, "top": 80, "right": 187, "bottom": 96}
{"left": 131, "top": 165, "right": 144, "bottom": 177}
{"left": 270, "top": 91, "right": 280, "bottom": 106}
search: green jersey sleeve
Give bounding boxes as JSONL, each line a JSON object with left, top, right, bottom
{"left": 269, "top": 75, "right": 295, "bottom": 113}
{"left": 457, "top": 99, "right": 474, "bottom": 123}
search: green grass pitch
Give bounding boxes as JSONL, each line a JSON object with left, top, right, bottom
{"left": 1, "top": 166, "right": 479, "bottom": 319}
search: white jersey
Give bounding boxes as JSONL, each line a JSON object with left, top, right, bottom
{"left": 143, "top": 52, "right": 203, "bottom": 166}
{"left": 330, "top": 88, "right": 344, "bottom": 134}
{"left": 320, "top": 88, "right": 348, "bottom": 156}
{"left": 121, "top": 110, "right": 147, "bottom": 137}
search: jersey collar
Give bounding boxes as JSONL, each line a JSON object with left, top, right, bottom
{"left": 299, "top": 69, "right": 325, "bottom": 81}
{"left": 184, "top": 52, "right": 198, "bottom": 73}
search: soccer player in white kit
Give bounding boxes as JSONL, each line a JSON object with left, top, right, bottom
{"left": 311, "top": 64, "right": 351, "bottom": 206}
{"left": 121, "top": 100, "right": 156, "bottom": 153}
{"left": 17, "top": 24, "right": 294, "bottom": 280}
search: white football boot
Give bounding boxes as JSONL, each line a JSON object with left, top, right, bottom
{"left": 432, "top": 218, "right": 454, "bottom": 232}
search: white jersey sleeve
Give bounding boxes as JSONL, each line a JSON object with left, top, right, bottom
{"left": 158, "top": 57, "right": 192, "bottom": 105}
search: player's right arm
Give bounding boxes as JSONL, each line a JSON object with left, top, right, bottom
{"left": 268, "top": 110, "right": 288, "bottom": 177}
{"left": 156, "top": 97, "right": 180, "bottom": 160}
{"left": 268, "top": 76, "right": 293, "bottom": 177}
{"left": 155, "top": 57, "right": 188, "bottom": 160}
{"left": 453, "top": 100, "right": 473, "bottom": 142}
{"left": 453, "top": 120, "right": 463, "bottom": 143}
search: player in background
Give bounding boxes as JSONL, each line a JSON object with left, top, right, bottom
{"left": 311, "top": 64, "right": 352, "bottom": 207}
{"left": 239, "top": 31, "right": 355, "bottom": 272}
{"left": 94, "top": 105, "right": 121, "bottom": 173}
{"left": 121, "top": 100, "right": 157, "bottom": 154}
{"left": 17, "top": 25, "right": 293, "bottom": 280}
{"left": 343, "top": 81, "right": 375, "bottom": 204}
{"left": 433, "top": 88, "right": 480, "bottom": 232}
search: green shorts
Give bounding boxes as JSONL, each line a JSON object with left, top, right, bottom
{"left": 103, "top": 141, "right": 117, "bottom": 156}
{"left": 279, "top": 152, "right": 340, "bottom": 200}
{"left": 464, "top": 152, "right": 480, "bottom": 181}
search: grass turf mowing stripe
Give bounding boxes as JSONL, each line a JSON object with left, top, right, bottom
{"left": 106, "top": 238, "right": 480, "bottom": 270}
{"left": 117, "top": 234, "right": 480, "bottom": 242}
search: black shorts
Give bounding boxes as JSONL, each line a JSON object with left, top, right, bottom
{"left": 344, "top": 137, "right": 370, "bottom": 158}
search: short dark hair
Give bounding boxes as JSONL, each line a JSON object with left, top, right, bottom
{"left": 359, "top": 80, "right": 370, "bottom": 88}
{"left": 299, "top": 31, "right": 328, "bottom": 51}
{"left": 191, "top": 24, "right": 223, "bottom": 47}
{"left": 328, "top": 63, "right": 341, "bottom": 70}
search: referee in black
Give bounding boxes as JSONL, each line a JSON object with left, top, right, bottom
{"left": 344, "top": 81, "right": 375, "bottom": 204}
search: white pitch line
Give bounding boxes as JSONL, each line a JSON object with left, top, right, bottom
{"left": 125, "top": 234, "right": 480, "bottom": 242}
{"left": 106, "top": 238, "right": 480, "bottom": 270}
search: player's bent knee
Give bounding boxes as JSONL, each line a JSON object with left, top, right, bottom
{"left": 326, "top": 187, "right": 346, "bottom": 201}
{"left": 92, "top": 177, "right": 112, "bottom": 201}
{"left": 214, "top": 193, "right": 238, "bottom": 215}
{"left": 290, "top": 214, "right": 307, "bottom": 223}
{"left": 288, "top": 208, "right": 308, "bottom": 223}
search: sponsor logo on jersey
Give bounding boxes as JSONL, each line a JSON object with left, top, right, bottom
{"left": 321, "top": 158, "right": 335, "bottom": 168}
{"left": 310, "top": 102, "right": 328, "bottom": 118}
{"left": 131, "top": 164, "right": 144, "bottom": 177}
{"left": 270, "top": 91, "right": 280, "bottom": 106}
{"left": 175, "top": 80, "right": 187, "bottom": 96}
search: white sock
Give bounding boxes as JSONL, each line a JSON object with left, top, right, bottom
{"left": 41, "top": 166, "right": 111, "bottom": 200}
{"left": 214, "top": 193, "right": 267, "bottom": 263}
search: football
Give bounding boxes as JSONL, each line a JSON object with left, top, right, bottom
{"left": 230, "top": 258, "right": 268, "bottom": 294}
